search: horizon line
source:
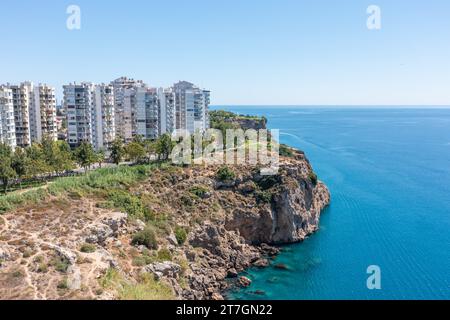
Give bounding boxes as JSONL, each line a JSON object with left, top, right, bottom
{"left": 211, "top": 104, "right": 450, "bottom": 108}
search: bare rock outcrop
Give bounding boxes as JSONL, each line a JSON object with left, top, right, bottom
{"left": 143, "top": 261, "right": 181, "bottom": 280}
{"left": 225, "top": 154, "right": 330, "bottom": 244}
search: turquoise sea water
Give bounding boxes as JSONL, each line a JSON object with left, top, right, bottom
{"left": 211, "top": 106, "right": 450, "bottom": 300}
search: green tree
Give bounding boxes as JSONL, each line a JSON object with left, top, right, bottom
{"left": 110, "top": 138, "right": 125, "bottom": 165}
{"left": 24, "top": 143, "right": 49, "bottom": 178}
{"left": 40, "top": 138, "right": 75, "bottom": 175}
{"left": 41, "top": 136, "right": 54, "bottom": 168}
{"left": 74, "top": 142, "right": 96, "bottom": 173}
{"left": 144, "top": 139, "right": 157, "bottom": 162}
{"left": 126, "top": 141, "right": 146, "bottom": 163}
{"left": 132, "top": 135, "right": 145, "bottom": 145}
{"left": 52, "top": 141, "right": 75, "bottom": 174}
{"left": 156, "top": 133, "right": 174, "bottom": 160}
{"left": 95, "top": 149, "right": 106, "bottom": 168}
{"left": 0, "top": 145, "right": 15, "bottom": 194}
{"left": 11, "top": 148, "right": 27, "bottom": 184}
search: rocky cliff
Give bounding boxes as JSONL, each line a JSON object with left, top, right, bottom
{"left": 0, "top": 150, "right": 329, "bottom": 300}
{"left": 0, "top": 111, "right": 330, "bottom": 300}
{"left": 224, "top": 149, "right": 329, "bottom": 244}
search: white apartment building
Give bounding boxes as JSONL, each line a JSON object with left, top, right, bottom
{"left": 0, "top": 86, "right": 16, "bottom": 149}
{"left": 33, "top": 84, "right": 57, "bottom": 142}
{"left": 173, "top": 81, "right": 210, "bottom": 133}
{"left": 8, "top": 82, "right": 32, "bottom": 147}
{"left": 93, "top": 84, "right": 115, "bottom": 150}
{"left": 157, "top": 87, "right": 176, "bottom": 136}
{"left": 121, "top": 87, "right": 136, "bottom": 143}
{"left": 5, "top": 82, "right": 57, "bottom": 147}
{"left": 64, "top": 83, "right": 116, "bottom": 151}
{"left": 135, "top": 86, "right": 159, "bottom": 140}
{"left": 111, "top": 77, "right": 144, "bottom": 142}
{"left": 64, "top": 83, "right": 95, "bottom": 148}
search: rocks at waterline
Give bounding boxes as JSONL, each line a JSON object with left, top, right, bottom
{"left": 238, "top": 276, "right": 252, "bottom": 287}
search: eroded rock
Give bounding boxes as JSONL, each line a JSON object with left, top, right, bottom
{"left": 143, "top": 261, "right": 181, "bottom": 280}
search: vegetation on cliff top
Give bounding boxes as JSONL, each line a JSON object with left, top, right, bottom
{"left": 0, "top": 162, "right": 159, "bottom": 214}
{"left": 209, "top": 110, "right": 267, "bottom": 135}
{"left": 0, "top": 133, "right": 175, "bottom": 195}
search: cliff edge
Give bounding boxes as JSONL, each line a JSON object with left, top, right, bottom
{"left": 0, "top": 111, "right": 330, "bottom": 300}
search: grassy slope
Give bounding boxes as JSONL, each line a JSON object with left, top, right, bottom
{"left": 0, "top": 163, "right": 163, "bottom": 214}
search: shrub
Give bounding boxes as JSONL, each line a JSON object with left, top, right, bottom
{"left": 132, "top": 227, "right": 158, "bottom": 249}
{"left": 308, "top": 172, "right": 318, "bottom": 185}
{"left": 157, "top": 248, "right": 172, "bottom": 261}
{"left": 57, "top": 278, "right": 69, "bottom": 290}
{"left": 80, "top": 243, "right": 96, "bottom": 253}
{"left": 52, "top": 256, "right": 70, "bottom": 273}
{"left": 12, "top": 270, "right": 24, "bottom": 278}
{"left": 132, "top": 256, "right": 147, "bottom": 267}
{"left": 279, "top": 144, "right": 294, "bottom": 157}
{"left": 22, "top": 250, "right": 33, "bottom": 258}
{"left": 37, "top": 263, "right": 48, "bottom": 273}
{"left": 257, "top": 175, "right": 280, "bottom": 190}
{"left": 216, "top": 166, "right": 235, "bottom": 182}
{"left": 189, "top": 186, "right": 209, "bottom": 198}
{"left": 180, "top": 194, "right": 194, "bottom": 207}
{"left": 107, "top": 190, "right": 147, "bottom": 219}
{"left": 33, "top": 256, "right": 44, "bottom": 263}
{"left": 174, "top": 226, "right": 188, "bottom": 245}
{"left": 255, "top": 190, "right": 273, "bottom": 204}
{"left": 147, "top": 212, "right": 171, "bottom": 235}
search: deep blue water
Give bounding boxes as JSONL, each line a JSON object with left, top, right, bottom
{"left": 211, "top": 106, "right": 450, "bottom": 300}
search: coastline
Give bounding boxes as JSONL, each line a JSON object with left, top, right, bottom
{"left": 0, "top": 111, "right": 330, "bottom": 300}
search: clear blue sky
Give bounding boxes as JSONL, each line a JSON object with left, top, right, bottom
{"left": 1, "top": 0, "right": 449, "bottom": 105}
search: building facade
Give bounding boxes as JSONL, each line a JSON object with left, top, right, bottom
{"left": 0, "top": 86, "right": 16, "bottom": 149}
{"left": 111, "top": 77, "right": 144, "bottom": 142}
{"left": 8, "top": 82, "right": 32, "bottom": 147}
{"left": 135, "top": 87, "right": 159, "bottom": 140}
{"left": 32, "top": 84, "right": 57, "bottom": 142}
{"left": 64, "top": 82, "right": 95, "bottom": 148}
{"left": 158, "top": 87, "right": 176, "bottom": 136}
{"left": 0, "top": 78, "right": 210, "bottom": 151}
{"left": 93, "top": 84, "right": 115, "bottom": 150}
{"left": 64, "top": 83, "right": 116, "bottom": 151}
{"left": 4, "top": 82, "right": 57, "bottom": 147}
{"left": 173, "top": 81, "right": 210, "bottom": 133}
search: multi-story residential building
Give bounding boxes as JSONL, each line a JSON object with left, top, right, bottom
{"left": 173, "top": 81, "right": 210, "bottom": 133}
{"left": 32, "top": 84, "right": 57, "bottom": 142}
{"left": 111, "top": 77, "right": 144, "bottom": 142}
{"left": 64, "top": 82, "right": 95, "bottom": 148}
{"left": 0, "top": 86, "right": 16, "bottom": 149}
{"left": 8, "top": 82, "right": 32, "bottom": 147}
{"left": 158, "top": 87, "right": 176, "bottom": 135}
{"left": 135, "top": 87, "right": 159, "bottom": 140}
{"left": 93, "top": 84, "right": 115, "bottom": 150}
{"left": 203, "top": 89, "right": 211, "bottom": 130}
{"left": 5, "top": 82, "right": 57, "bottom": 147}
{"left": 121, "top": 87, "right": 136, "bottom": 143}
{"left": 64, "top": 83, "right": 116, "bottom": 151}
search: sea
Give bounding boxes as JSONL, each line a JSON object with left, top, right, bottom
{"left": 210, "top": 106, "right": 450, "bottom": 300}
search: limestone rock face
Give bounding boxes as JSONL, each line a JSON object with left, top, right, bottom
{"left": 85, "top": 211, "right": 127, "bottom": 244}
{"left": 143, "top": 261, "right": 181, "bottom": 280}
{"left": 102, "top": 212, "right": 127, "bottom": 233}
{"left": 225, "top": 153, "right": 331, "bottom": 245}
